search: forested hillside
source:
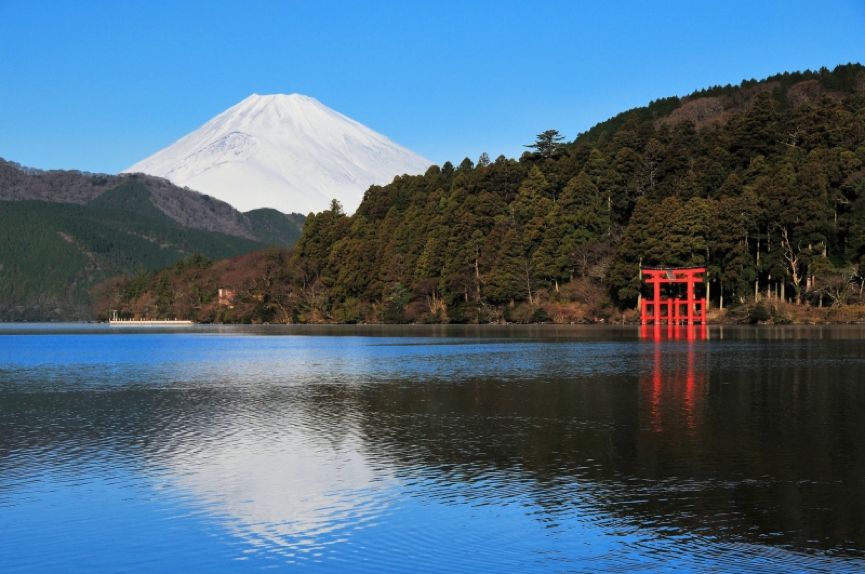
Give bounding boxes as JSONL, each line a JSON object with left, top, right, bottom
{"left": 104, "top": 64, "right": 865, "bottom": 324}
{"left": 0, "top": 164, "right": 305, "bottom": 320}
{"left": 0, "top": 159, "right": 306, "bottom": 241}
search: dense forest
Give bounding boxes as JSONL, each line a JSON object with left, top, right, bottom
{"left": 101, "top": 64, "right": 865, "bottom": 324}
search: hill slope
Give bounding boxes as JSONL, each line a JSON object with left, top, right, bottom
{"left": 0, "top": 162, "right": 305, "bottom": 320}
{"left": 0, "top": 159, "right": 305, "bottom": 242}
{"left": 106, "top": 64, "right": 865, "bottom": 324}
{"left": 124, "top": 94, "right": 432, "bottom": 214}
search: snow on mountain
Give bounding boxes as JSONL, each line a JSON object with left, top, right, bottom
{"left": 124, "top": 94, "right": 432, "bottom": 214}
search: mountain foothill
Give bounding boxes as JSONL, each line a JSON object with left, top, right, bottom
{"left": 0, "top": 161, "right": 305, "bottom": 320}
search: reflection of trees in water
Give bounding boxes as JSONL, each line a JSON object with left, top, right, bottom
{"left": 351, "top": 343, "right": 865, "bottom": 555}
{"left": 3, "top": 348, "right": 865, "bottom": 556}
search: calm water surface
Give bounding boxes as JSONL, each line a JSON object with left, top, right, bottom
{"left": 1, "top": 324, "right": 864, "bottom": 573}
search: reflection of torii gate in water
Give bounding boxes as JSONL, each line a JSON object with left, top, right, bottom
{"left": 640, "top": 324, "right": 707, "bottom": 434}
{"left": 638, "top": 266, "right": 710, "bottom": 432}
{"left": 640, "top": 267, "right": 707, "bottom": 325}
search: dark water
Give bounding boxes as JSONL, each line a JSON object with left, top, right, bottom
{"left": 1, "top": 324, "right": 864, "bottom": 573}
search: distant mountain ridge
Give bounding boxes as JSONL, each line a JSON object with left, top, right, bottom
{"left": 0, "top": 158, "right": 305, "bottom": 319}
{"left": 124, "top": 93, "right": 432, "bottom": 214}
{"left": 0, "top": 158, "right": 304, "bottom": 241}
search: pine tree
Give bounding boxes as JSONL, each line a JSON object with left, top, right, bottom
{"left": 524, "top": 130, "right": 566, "bottom": 158}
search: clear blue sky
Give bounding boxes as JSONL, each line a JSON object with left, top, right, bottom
{"left": 1, "top": 0, "right": 864, "bottom": 173}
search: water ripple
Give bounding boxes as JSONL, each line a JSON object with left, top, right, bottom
{"left": 3, "top": 326, "right": 865, "bottom": 572}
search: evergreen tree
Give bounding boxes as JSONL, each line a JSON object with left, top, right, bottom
{"left": 525, "top": 129, "right": 566, "bottom": 158}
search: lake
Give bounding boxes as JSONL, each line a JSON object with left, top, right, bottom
{"left": 1, "top": 324, "right": 864, "bottom": 573}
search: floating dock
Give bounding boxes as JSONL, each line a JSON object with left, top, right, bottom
{"left": 108, "top": 319, "right": 194, "bottom": 326}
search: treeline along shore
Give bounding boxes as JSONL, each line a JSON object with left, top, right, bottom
{"left": 96, "top": 65, "right": 865, "bottom": 325}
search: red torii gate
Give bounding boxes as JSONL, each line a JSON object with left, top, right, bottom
{"left": 640, "top": 267, "right": 707, "bottom": 325}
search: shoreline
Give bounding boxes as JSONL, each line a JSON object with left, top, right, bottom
{"left": 6, "top": 302, "right": 865, "bottom": 327}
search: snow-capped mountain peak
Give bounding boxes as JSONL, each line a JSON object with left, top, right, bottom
{"left": 124, "top": 94, "right": 431, "bottom": 214}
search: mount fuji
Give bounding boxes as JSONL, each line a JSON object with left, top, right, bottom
{"left": 124, "top": 94, "right": 432, "bottom": 214}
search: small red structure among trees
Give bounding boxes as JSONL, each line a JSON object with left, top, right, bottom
{"left": 640, "top": 267, "right": 707, "bottom": 325}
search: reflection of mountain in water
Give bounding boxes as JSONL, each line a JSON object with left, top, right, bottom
{"left": 162, "top": 405, "right": 394, "bottom": 558}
